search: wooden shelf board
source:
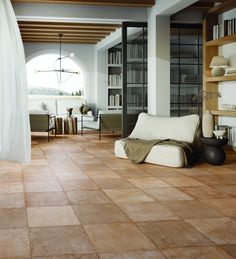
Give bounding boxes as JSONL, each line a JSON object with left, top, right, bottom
{"left": 206, "top": 34, "right": 236, "bottom": 46}
{"left": 208, "top": 0, "right": 236, "bottom": 15}
{"left": 206, "top": 74, "right": 236, "bottom": 82}
{"left": 211, "top": 109, "right": 236, "bottom": 116}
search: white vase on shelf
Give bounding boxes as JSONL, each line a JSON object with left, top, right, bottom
{"left": 202, "top": 110, "right": 214, "bottom": 138}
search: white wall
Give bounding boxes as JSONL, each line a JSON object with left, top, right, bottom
{"left": 24, "top": 42, "right": 96, "bottom": 108}
{"left": 147, "top": 0, "right": 198, "bottom": 116}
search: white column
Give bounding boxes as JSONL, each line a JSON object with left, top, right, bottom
{"left": 148, "top": 14, "right": 170, "bottom": 116}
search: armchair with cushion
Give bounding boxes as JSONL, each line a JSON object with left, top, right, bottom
{"left": 29, "top": 111, "right": 55, "bottom": 141}
{"left": 81, "top": 110, "right": 122, "bottom": 140}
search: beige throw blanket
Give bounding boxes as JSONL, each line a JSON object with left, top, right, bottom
{"left": 123, "top": 138, "right": 194, "bottom": 167}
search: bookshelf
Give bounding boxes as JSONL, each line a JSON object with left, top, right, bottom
{"left": 203, "top": 0, "right": 236, "bottom": 120}
{"left": 170, "top": 24, "right": 202, "bottom": 117}
{"left": 107, "top": 44, "right": 122, "bottom": 110}
{"left": 122, "top": 22, "right": 148, "bottom": 137}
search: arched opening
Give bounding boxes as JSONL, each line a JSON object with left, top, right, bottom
{"left": 26, "top": 53, "right": 84, "bottom": 96}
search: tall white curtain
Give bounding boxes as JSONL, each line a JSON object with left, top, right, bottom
{"left": 0, "top": 0, "right": 31, "bottom": 163}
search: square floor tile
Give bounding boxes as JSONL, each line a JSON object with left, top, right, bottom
{"left": 0, "top": 182, "right": 23, "bottom": 193}
{"left": 30, "top": 226, "right": 94, "bottom": 256}
{"left": 84, "top": 170, "right": 120, "bottom": 179}
{"left": 162, "top": 246, "right": 233, "bottom": 259}
{"left": 190, "top": 175, "right": 235, "bottom": 186}
{"left": 160, "top": 176, "right": 206, "bottom": 187}
{"left": 0, "top": 193, "right": 25, "bottom": 208}
{"left": 23, "top": 172, "right": 56, "bottom": 182}
{"left": 115, "top": 169, "right": 151, "bottom": 178}
{"left": 221, "top": 245, "right": 236, "bottom": 258}
{"left": 144, "top": 187, "right": 193, "bottom": 201}
{"left": 73, "top": 204, "right": 129, "bottom": 224}
{"left": 0, "top": 172, "right": 22, "bottom": 182}
{"left": 99, "top": 250, "right": 166, "bottom": 259}
{"left": 26, "top": 192, "right": 69, "bottom": 207}
{"left": 160, "top": 200, "right": 223, "bottom": 219}
{"left": 117, "top": 202, "right": 178, "bottom": 222}
{"left": 138, "top": 221, "right": 212, "bottom": 248}
{"left": 0, "top": 208, "right": 27, "bottom": 229}
{"left": 27, "top": 206, "right": 80, "bottom": 227}
{"left": 93, "top": 178, "right": 135, "bottom": 190}
{"left": 104, "top": 189, "right": 154, "bottom": 203}
{"left": 24, "top": 181, "right": 62, "bottom": 192}
{"left": 0, "top": 228, "right": 30, "bottom": 257}
{"left": 66, "top": 190, "right": 112, "bottom": 205}
{"left": 186, "top": 218, "right": 236, "bottom": 245}
{"left": 55, "top": 172, "right": 89, "bottom": 181}
{"left": 202, "top": 198, "right": 236, "bottom": 217}
{"left": 127, "top": 177, "right": 170, "bottom": 188}
{"left": 59, "top": 179, "right": 98, "bottom": 191}
{"left": 179, "top": 186, "right": 231, "bottom": 200}
{"left": 84, "top": 223, "right": 155, "bottom": 253}
{"left": 213, "top": 185, "right": 236, "bottom": 197}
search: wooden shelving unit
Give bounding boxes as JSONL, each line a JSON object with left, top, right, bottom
{"left": 206, "top": 34, "right": 236, "bottom": 46}
{"left": 203, "top": 0, "right": 236, "bottom": 123}
{"left": 206, "top": 74, "right": 236, "bottom": 82}
{"left": 211, "top": 109, "right": 236, "bottom": 117}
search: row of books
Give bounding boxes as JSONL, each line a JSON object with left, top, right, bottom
{"left": 171, "top": 94, "right": 202, "bottom": 106}
{"left": 108, "top": 50, "right": 122, "bottom": 65}
{"left": 213, "top": 18, "right": 236, "bottom": 40}
{"left": 108, "top": 74, "right": 122, "bottom": 87}
{"left": 127, "top": 94, "right": 147, "bottom": 107}
{"left": 108, "top": 94, "right": 122, "bottom": 107}
{"left": 127, "top": 70, "right": 147, "bottom": 84}
{"left": 127, "top": 44, "right": 147, "bottom": 59}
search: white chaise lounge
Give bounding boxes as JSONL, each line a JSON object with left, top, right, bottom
{"left": 114, "top": 113, "right": 200, "bottom": 168}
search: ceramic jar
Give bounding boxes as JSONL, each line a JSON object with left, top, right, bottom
{"left": 202, "top": 110, "right": 214, "bottom": 138}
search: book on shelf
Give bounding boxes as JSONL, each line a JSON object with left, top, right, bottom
{"left": 127, "top": 69, "right": 147, "bottom": 84}
{"left": 108, "top": 50, "right": 122, "bottom": 65}
{"left": 109, "top": 94, "right": 121, "bottom": 107}
{"left": 213, "top": 18, "right": 236, "bottom": 40}
{"left": 127, "top": 44, "right": 147, "bottom": 60}
{"left": 108, "top": 74, "right": 122, "bottom": 87}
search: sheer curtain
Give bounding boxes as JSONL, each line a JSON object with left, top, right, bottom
{"left": 0, "top": 0, "right": 31, "bottom": 163}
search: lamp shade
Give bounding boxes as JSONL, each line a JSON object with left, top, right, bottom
{"left": 210, "top": 56, "right": 228, "bottom": 68}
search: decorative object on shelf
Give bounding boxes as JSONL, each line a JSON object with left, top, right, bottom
{"left": 202, "top": 110, "right": 214, "bottom": 138}
{"left": 226, "top": 68, "right": 236, "bottom": 75}
{"left": 66, "top": 107, "right": 73, "bottom": 117}
{"left": 213, "top": 129, "right": 226, "bottom": 139}
{"left": 209, "top": 56, "right": 228, "bottom": 77}
{"left": 36, "top": 34, "right": 80, "bottom": 85}
{"left": 221, "top": 103, "right": 236, "bottom": 110}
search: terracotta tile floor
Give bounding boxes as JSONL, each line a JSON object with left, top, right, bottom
{"left": 0, "top": 133, "right": 236, "bottom": 258}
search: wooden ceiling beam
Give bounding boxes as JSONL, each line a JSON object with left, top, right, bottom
{"left": 12, "top": 0, "right": 155, "bottom": 7}
{"left": 22, "top": 35, "right": 103, "bottom": 40}
{"left": 19, "top": 28, "right": 114, "bottom": 33}
{"left": 21, "top": 31, "right": 110, "bottom": 36}
{"left": 22, "top": 38, "right": 98, "bottom": 44}
{"left": 18, "top": 21, "right": 120, "bottom": 29}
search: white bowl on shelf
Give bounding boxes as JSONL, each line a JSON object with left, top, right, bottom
{"left": 213, "top": 130, "right": 226, "bottom": 139}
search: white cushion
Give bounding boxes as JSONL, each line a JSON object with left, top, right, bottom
{"left": 115, "top": 140, "right": 185, "bottom": 168}
{"left": 130, "top": 113, "right": 199, "bottom": 143}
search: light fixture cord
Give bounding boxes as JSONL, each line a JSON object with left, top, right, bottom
{"left": 59, "top": 34, "right": 62, "bottom": 85}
